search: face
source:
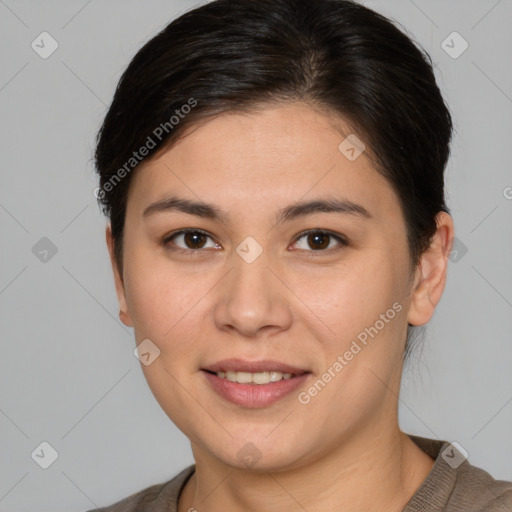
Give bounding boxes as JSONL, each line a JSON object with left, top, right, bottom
{"left": 108, "top": 103, "right": 445, "bottom": 471}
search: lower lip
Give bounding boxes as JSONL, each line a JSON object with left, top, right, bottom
{"left": 201, "top": 370, "right": 310, "bottom": 408}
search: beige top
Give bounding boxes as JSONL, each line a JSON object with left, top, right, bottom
{"left": 89, "top": 435, "right": 512, "bottom": 511}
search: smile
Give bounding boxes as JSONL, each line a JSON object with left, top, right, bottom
{"left": 201, "top": 370, "right": 310, "bottom": 408}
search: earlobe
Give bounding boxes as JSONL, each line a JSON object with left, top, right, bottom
{"left": 105, "top": 225, "right": 133, "bottom": 327}
{"left": 406, "top": 212, "right": 454, "bottom": 326}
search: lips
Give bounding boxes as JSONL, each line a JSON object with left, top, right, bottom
{"left": 201, "top": 358, "right": 312, "bottom": 407}
{"left": 201, "top": 358, "right": 309, "bottom": 376}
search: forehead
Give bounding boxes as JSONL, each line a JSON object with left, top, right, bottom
{"left": 127, "top": 103, "right": 400, "bottom": 221}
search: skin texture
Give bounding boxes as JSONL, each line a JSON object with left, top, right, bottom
{"left": 106, "top": 103, "right": 454, "bottom": 512}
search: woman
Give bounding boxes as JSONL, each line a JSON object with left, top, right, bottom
{"left": 90, "top": 0, "right": 512, "bottom": 510}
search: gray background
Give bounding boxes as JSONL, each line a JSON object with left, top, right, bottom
{"left": 0, "top": 0, "right": 511, "bottom": 510}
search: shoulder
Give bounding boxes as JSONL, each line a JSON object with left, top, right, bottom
{"left": 84, "top": 465, "right": 195, "bottom": 512}
{"left": 452, "top": 459, "right": 512, "bottom": 511}
{"left": 407, "top": 435, "right": 512, "bottom": 512}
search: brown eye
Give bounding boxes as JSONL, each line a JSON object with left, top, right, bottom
{"left": 293, "top": 230, "right": 348, "bottom": 252}
{"left": 163, "top": 230, "right": 220, "bottom": 251}
{"left": 307, "top": 232, "right": 330, "bottom": 250}
{"left": 182, "top": 231, "right": 208, "bottom": 249}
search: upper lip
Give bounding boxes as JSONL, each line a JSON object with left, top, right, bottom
{"left": 202, "top": 358, "right": 309, "bottom": 375}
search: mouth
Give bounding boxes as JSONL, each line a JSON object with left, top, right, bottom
{"left": 201, "top": 359, "right": 311, "bottom": 408}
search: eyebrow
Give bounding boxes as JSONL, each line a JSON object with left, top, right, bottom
{"left": 143, "top": 195, "right": 372, "bottom": 224}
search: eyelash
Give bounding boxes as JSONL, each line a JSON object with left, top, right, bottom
{"left": 161, "top": 228, "right": 349, "bottom": 256}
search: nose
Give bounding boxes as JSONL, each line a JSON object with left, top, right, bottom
{"left": 213, "top": 249, "right": 293, "bottom": 338}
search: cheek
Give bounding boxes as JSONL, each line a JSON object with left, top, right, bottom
{"left": 296, "top": 270, "right": 406, "bottom": 420}
{"left": 122, "top": 250, "right": 215, "bottom": 356}
{"left": 297, "top": 258, "right": 408, "bottom": 392}
{"left": 123, "top": 257, "right": 209, "bottom": 429}
{"left": 295, "top": 257, "right": 395, "bottom": 334}
{"left": 123, "top": 266, "right": 171, "bottom": 336}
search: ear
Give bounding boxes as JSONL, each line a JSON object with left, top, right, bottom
{"left": 105, "top": 225, "right": 133, "bottom": 327}
{"left": 407, "top": 212, "right": 454, "bottom": 326}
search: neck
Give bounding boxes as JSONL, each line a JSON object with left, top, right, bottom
{"left": 178, "top": 421, "right": 434, "bottom": 512}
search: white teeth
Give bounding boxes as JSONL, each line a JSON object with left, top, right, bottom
{"left": 216, "top": 370, "right": 294, "bottom": 384}
{"left": 255, "top": 371, "right": 272, "bottom": 384}
{"left": 234, "top": 371, "right": 252, "bottom": 384}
